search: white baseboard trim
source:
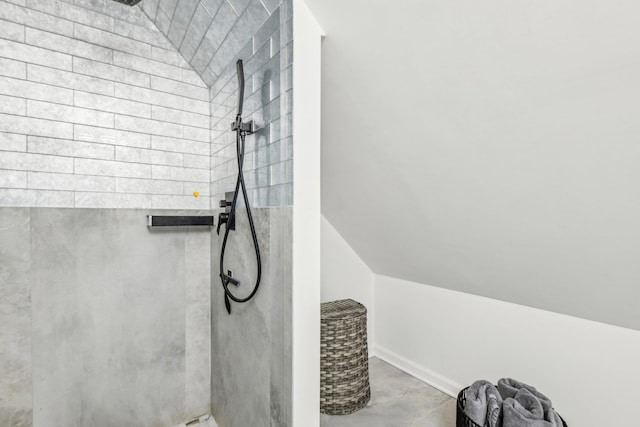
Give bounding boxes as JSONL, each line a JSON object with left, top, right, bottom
{"left": 374, "top": 345, "right": 462, "bottom": 398}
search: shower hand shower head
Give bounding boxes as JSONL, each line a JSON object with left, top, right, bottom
{"left": 231, "top": 59, "right": 254, "bottom": 134}
{"left": 236, "top": 59, "right": 245, "bottom": 117}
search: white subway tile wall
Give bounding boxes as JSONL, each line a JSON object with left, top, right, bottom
{"left": 0, "top": 0, "right": 211, "bottom": 209}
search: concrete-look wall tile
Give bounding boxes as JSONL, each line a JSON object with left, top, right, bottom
{"left": 151, "top": 105, "right": 209, "bottom": 129}
{"left": 0, "top": 169, "right": 27, "bottom": 188}
{"left": 73, "top": 0, "right": 150, "bottom": 27}
{"left": 27, "top": 136, "right": 115, "bottom": 160}
{"left": 28, "top": 171, "right": 115, "bottom": 192}
{"left": 75, "top": 158, "right": 151, "bottom": 179}
{"left": 151, "top": 45, "right": 190, "bottom": 68}
{"left": 0, "top": 151, "right": 74, "bottom": 173}
{"left": 152, "top": 135, "right": 209, "bottom": 156}
{"left": 0, "top": 132, "right": 27, "bottom": 152}
{"left": 0, "top": 94, "right": 26, "bottom": 115}
{"left": 0, "top": 17, "right": 25, "bottom": 42}
{"left": 0, "top": 57, "right": 26, "bottom": 79}
{"left": 0, "top": 207, "right": 32, "bottom": 427}
{"left": 74, "top": 124, "right": 150, "bottom": 149}
{"left": 0, "top": 113, "right": 74, "bottom": 140}
{"left": 74, "top": 91, "right": 151, "bottom": 119}
{"left": 140, "top": 0, "right": 160, "bottom": 21}
{"left": 179, "top": 2, "right": 214, "bottom": 63}
{"left": 73, "top": 191, "right": 151, "bottom": 208}
{"left": 252, "top": 10, "right": 279, "bottom": 54}
{"left": 114, "top": 18, "right": 173, "bottom": 50}
{"left": 200, "top": 66, "right": 218, "bottom": 87}
{"left": 152, "top": 165, "right": 209, "bottom": 183}
{"left": 0, "top": 38, "right": 72, "bottom": 70}
{"left": 190, "top": 1, "right": 237, "bottom": 74}
{"left": 74, "top": 23, "right": 152, "bottom": 58}
{"left": 0, "top": 188, "right": 73, "bottom": 207}
{"left": 183, "top": 125, "right": 210, "bottom": 143}
{"left": 151, "top": 194, "right": 210, "bottom": 209}
{"left": 260, "top": 0, "right": 280, "bottom": 15}
{"left": 113, "top": 51, "right": 182, "bottom": 81}
{"left": 27, "top": 100, "right": 115, "bottom": 128}
{"left": 227, "top": 0, "right": 252, "bottom": 16}
{"left": 115, "top": 176, "right": 183, "bottom": 195}
{"left": 115, "top": 114, "right": 183, "bottom": 140}
{"left": 184, "top": 226, "right": 212, "bottom": 416}
{"left": 73, "top": 57, "right": 150, "bottom": 87}
{"left": 2, "top": 0, "right": 26, "bottom": 6}
{"left": 0, "top": 75, "right": 74, "bottom": 105}
{"left": 25, "top": 0, "right": 115, "bottom": 32}
{"left": 200, "top": 0, "right": 225, "bottom": 15}
{"left": 150, "top": 75, "right": 209, "bottom": 101}
{"left": 30, "top": 209, "right": 188, "bottom": 425}
{"left": 0, "top": 1, "right": 74, "bottom": 37}
{"left": 27, "top": 64, "right": 114, "bottom": 97}
{"left": 184, "top": 153, "right": 210, "bottom": 170}
{"left": 157, "top": 0, "right": 179, "bottom": 19}
{"left": 152, "top": 8, "right": 172, "bottom": 38}
{"left": 114, "top": 83, "right": 209, "bottom": 115}
{"left": 211, "top": 208, "right": 295, "bottom": 427}
{"left": 25, "top": 27, "right": 113, "bottom": 64}
{"left": 182, "top": 68, "right": 207, "bottom": 87}
{"left": 167, "top": 0, "right": 199, "bottom": 48}
{"left": 115, "top": 146, "right": 183, "bottom": 167}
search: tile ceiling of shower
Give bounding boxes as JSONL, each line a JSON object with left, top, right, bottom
{"left": 139, "top": 0, "right": 278, "bottom": 87}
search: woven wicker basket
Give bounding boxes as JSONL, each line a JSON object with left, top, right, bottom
{"left": 320, "top": 299, "right": 371, "bottom": 415}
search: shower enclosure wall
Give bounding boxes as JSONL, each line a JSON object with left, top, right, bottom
{"left": 0, "top": 0, "right": 294, "bottom": 426}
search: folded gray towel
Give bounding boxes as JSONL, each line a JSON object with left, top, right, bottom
{"left": 503, "top": 389, "right": 553, "bottom": 427}
{"left": 497, "top": 378, "right": 552, "bottom": 405}
{"left": 465, "top": 380, "right": 503, "bottom": 427}
{"left": 486, "top": 385, "right": 503, "bottom": 427}
{"left": 464, "top": 380, "right": 492, "bottom": 426}
{"left": 498, "top": 378, "right": 563, "bottom": 426}
{"left": 542, "top": 405, "right": 564, "bottom": 427}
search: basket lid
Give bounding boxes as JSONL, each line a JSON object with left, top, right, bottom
{"left": 321, "top": 299, "right": 366, "bottom": 319}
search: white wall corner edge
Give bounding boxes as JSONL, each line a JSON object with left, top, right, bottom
{"left": 374, "top": 345, "right": 462, "bottom": 398}
{"left": 291, "top": 1, "right": 324, "bottom": 427}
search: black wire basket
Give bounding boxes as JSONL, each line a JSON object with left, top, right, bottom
{"left": 456, "top": 387, "right": 567, "bottom": 427}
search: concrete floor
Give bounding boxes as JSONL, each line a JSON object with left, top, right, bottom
{"left": 321, "top": 358, "right": 456, "bottom": 427}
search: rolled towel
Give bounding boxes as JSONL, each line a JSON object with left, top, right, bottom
{"left": 498, "top": 378, "right": 562, "bottom": 426}
{"left": 502, "top": 389, "right": 553, "bottom": 427}
{"left": 542, "top": 405, "right": 564, "bottom": 427}
{"left": 465, "top": 380, "right": 502, "bottom": 427}
{"left": 486, "top": 384, "right": 503, "bottom": 427}
{"left": 497, "top": 378, "right": 552, "bottom": 406}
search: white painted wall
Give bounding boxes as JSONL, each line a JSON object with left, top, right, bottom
{"left": 307, "top": 0, "right": 640, "bottom": 331}
{"left": 291, "top": 1, "right": 323, "bottom": 426}
{"left": 375, "top": 274, "right": 640, "bottom": 427}
{"left": 321, "top": 215, "right": 375, "bottom": 355}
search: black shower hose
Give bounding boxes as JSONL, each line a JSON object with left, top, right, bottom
{"left": 218, "top": 115, "right": 262, "bottom": 314}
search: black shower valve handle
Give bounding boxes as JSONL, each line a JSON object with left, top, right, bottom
{"left": 219, "top": 199, "right": 231, "bottom": 208}
{"left": 217, "top": 212, "right": 229, "bottom": 235}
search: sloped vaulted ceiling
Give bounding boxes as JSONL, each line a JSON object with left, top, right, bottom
{"left": 138, "top": 0, "right": 278, "bottom": 86}
{"left": 306, "top": 0, "right": 640, "bottom": 331}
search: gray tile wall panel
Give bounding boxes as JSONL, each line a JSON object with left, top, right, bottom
{"left": 0, "top": 207, "right": 214, "bottom": 426}
{"left": 210, "top": 206, "right": 292, "bottom": 427}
